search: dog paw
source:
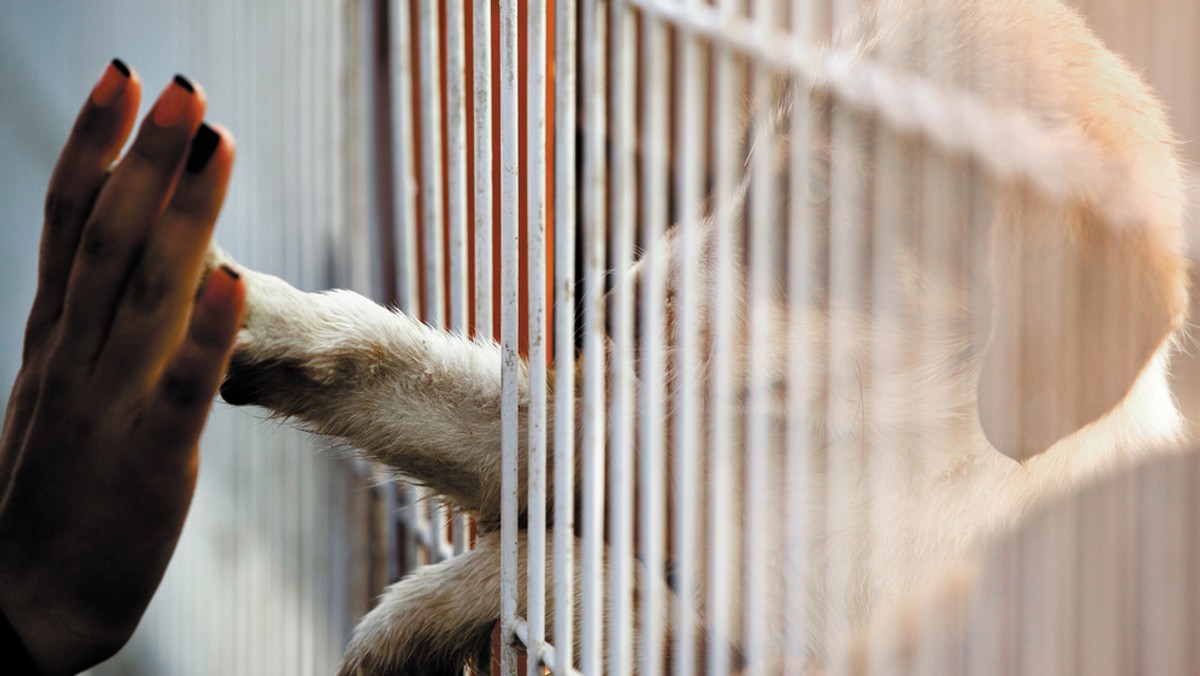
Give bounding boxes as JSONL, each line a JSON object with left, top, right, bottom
{"left": 336, "top": 629, "right": 399, "bottom": 676}
{"left": 336, "top": 621, "right": 475, "bottom": 676}
{"left": 204, "top": 244, "right": 384, "bottom": 412}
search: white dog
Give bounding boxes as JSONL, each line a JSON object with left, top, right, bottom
{"left": 209, "top": 0, "right": 1190, "bottom": 672}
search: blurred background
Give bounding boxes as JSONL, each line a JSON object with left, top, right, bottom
{"left": 0, "top": 0, "right": 1195, "bottom": 673}
{"left": 0, "top": 1, "right": 382, "bottom": 673}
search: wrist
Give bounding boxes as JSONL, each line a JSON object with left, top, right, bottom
{"left": 0, "top": 561, "right": 131, "bottom": 676}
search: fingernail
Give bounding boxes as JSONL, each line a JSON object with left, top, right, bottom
{"left": 152, "top": 74, "right": 195, "bottom": 128}
{"left": 186, "top": 124, "right": 221, "bottom": 174}
{"left": 202, "top": 265, "right": 241, "bottom": 306}
{"left": 90, "top": 59, "right": 130, "bottom": 107}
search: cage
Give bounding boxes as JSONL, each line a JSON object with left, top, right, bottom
{"left": 16, "top": 0, "right": 1192, "bottom": 673}
{"left": 375, "top": 0, "right": 1200, "bottom": 674}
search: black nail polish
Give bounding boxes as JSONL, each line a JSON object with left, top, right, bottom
{"left": 219, "top": 265, "right": 241, "bottom": 281}
{"left": 111, "top": 58, "right": 130, "bottom": 78}
{"left": 173, "top": 74, "right": 195, "bottom": 94}
{"left": 186, "top": 123, "right": 221, "bottom": 174}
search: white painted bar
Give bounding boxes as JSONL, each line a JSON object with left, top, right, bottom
{"left": 526, "top": 0, "right": 550, "bottom": 672}
{"left": 579, "top": 0, "right": 609, "bottom": 673}
{"left": 705, "top": 6, "right": 739, "bottom": 671}
{"left": 445, "top": 0, "right": 471, "bottom": 559}
{"left": 639, "top": 6, "right": 670, "bottom": 676}
{"left": 416, "top": 0, "right": 446, "bottom": 327}
{"left": 783, "top": 1, "right": 819, "bottom": 665}
{"left": 446, "top": 2, "right": 469, "bottom": 338}
{"left": 389, "top": 1, "right": 421, "bottom": 328}
{"left": 823, "top": 0, "right": 872, "bottom": 660}
{"left": 607, "top": 1, "right": 637, "bottom": 674}
{"left": 552, "top": 0, "right": 580, "bottom": 670}
{"left": 388, "top": 0, "right": 426, "bottom": 574}
{"left": 866, "top": 4, "right": 916, "bottom": 673}
{"left": 742, "top": 0, "right": 780, "bottom": 670}
{"left": 625, "top": 0, "right": 1155, "bottom": 233}
{"left": 473, "top": 0, "right": 494, "bottom": 341}
{"left": 673, "top": 1, "right": 706, "bottom": 672}
{"left": 498, "top": 0, "right": 522, "bottom": 672}
{"left": 415, "top": 0, "right": 449, "bottom": 564}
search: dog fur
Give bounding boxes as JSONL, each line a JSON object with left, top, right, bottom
{"left": 208, "top": 0, "right": 1190, "bottom": 671}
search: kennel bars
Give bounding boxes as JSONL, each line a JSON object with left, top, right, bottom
{"left": 381, "top": 1, "right": 1200, "bottom": 674}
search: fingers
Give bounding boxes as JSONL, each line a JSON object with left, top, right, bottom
{"left": 56, "top": 75, "right": 207, "bottom": 368}
{"left": 28, "top": 60, "right": 142, "bottom": 358}
{"left": 98, "top": 123, "right": 236, "bottom": 382}
{"left": 144, "top": 265, "right": 245, "bottom": 452}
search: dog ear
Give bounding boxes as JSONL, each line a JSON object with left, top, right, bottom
{"left": 977, "top": 187, "right": 1188, "bottom": 462}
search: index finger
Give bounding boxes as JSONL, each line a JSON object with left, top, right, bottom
{"left": 28, "top": 60, "right": 143, "bottom": 357}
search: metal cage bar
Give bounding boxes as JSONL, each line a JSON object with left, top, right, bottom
{"left": 552, "top": 0, "right": 580, "bottom": 671}
{"left": 526, "top": 0, "right": 551, "bottom": 671}
{"left": 607, "top": 0, "right": 638, "bottom": 673}
{"left": 672, "top": 3, "right": 706, "bottom": 674}
{"left": 639, "top": 5, "right": 670, "bottom": 675}
{"left": 499, "top": 0, "right": 522, "bottom": 671}
{"left": 579, "top": 0, "right": 609, "bottom": 673}
{"left": 415, "top": 0, "right": 450, "bottom": 564}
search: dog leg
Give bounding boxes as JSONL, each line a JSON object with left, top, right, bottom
{"left": 337, "top": 531, "right": 584, "bottom": 676}
{"left": 207, "top": 246, "right": 547, "bottom": 524}
{"left": 338, "top": 535, "right": 500, "bottom": 676}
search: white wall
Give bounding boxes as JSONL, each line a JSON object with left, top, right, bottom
{"left": 0, "top": 1, "right": 383, "bottom": 673}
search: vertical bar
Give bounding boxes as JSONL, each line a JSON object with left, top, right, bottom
{"left": 640, "top": 5, "right": 669, "bottom": 675}
{"left": 743, "top": 0, "right": 779, "bottom": 670}
{"left": 499, "top": 0, "right": 522, "bottom": 672}
{"left": 391, "top": 0, "right": 420, "bottom": 315}
{"left": 527, "top": 0, "right": 550, "bottom": 671}
{"left": 553, "top": 0, "right": 580, "bottom": 670}
{"left": 416, "top": 0, "right": 448, "bottom": 564}
{"left": 785, "top": 0, "right": 818, "bottom": 663}
{"left": 1139, "top": 457, "right": 1192, "bottom": 675}
{"left": 580, "top": 0, "right": 609, "bottom": 672}
{"left": 706, "top": 0, "right": 737, "bottom": 665}
{"left": 417, "top": 0, "right": 447, "bottom": 327}
{"left": 446, "top": 2, "right": 469, "bottom": 335}
{"left": 608, "top": 0, "right": 637, "bottom": 673}
{"left": 445, "top": 0, "right": 471, "bottom": 559}
{"left": 913, "top": 13, "right": 973, "bottom": 673}
{"left": 867, "top": 6, "right": 916, "bottom": 673}
{"left": 825, "top": 0, "right": 870, "bottom": 657}
{"left": 474, "top": 0, "right": 495, "bottom": 341}
{"left": 390, "top": 0, "right": 424, "bottom": 572}
{"left": 673, "top": 1, "right": 706, "bottom": 672}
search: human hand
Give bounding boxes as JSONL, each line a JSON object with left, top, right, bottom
{"left": 0, "top": 61, "right": 244, "bottom": 674}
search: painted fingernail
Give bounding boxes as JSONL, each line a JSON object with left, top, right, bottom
{"left": 202, "top": 265, "right": 241, "bottom": 306}
{"left": 186, "top": 124, "right": 221, "bottom": 174}
{"left": 90, "top": 59, "right": 130, "bottom": 107}
{"left": 152, "top": 74, "right": 195, "bottom": 128}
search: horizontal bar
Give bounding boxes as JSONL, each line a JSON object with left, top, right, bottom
{"left": 514, "top": 620, "right": 587, "bottom": 676}
{"left": 626, "top": 0, "right": 1163, "bottom": 231}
